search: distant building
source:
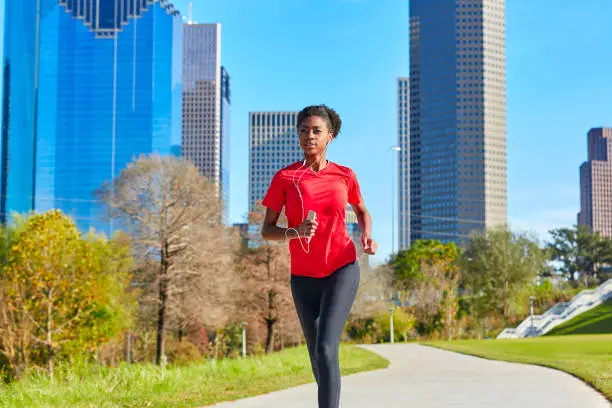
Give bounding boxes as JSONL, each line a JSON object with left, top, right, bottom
{"left": 578, "top": 128, "right": 612, "bottom": 238}
{"left": 397, "top": 77, "right": 410, "bottom": 250}
{"left": 249, "top": 111, "right": 301, "bottom": 213}
{"left": 233, "top": 222, "right": 261, "bottom": 249}
{"left": 220, "top": 66, "right": 231, "bottom": 224}
{"left": 346, "top": 205, "right": 369, "bottom": 269}
{"left": 182, "top": 23, "right": 230, "bottom": 223}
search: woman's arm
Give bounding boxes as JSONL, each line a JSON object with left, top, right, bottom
{"left": 351, "top": 202, "right": 377, "bottom": 255}
{"left": 261, "top": 208, "right": 317, "bottom": 241}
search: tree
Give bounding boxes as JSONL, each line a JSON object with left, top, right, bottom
{"left": 98, "top": 154, "right": 237, "bottom": 365}
{"left": 235, "top": 206, "right": 295, "bottom": 354}
{"left": 438, "top": 263, "right": 461, "bottom": 341}
{"left": 461, "top": 227, "right": 548, "bottom": 319}
{"left": 0, "top": 211, "right": 131, "bottom": 376}
{"left": 237, "top": 244, "right": 294, "bottom": 353}
{"left": 389, "top": 240, "right": 459, "bottom": 339}
{"left": 596, "top": 239, "right": 612, "bottom": 282}
{"left": 548, "top": 225, "right": 612, "bottom": 284}
{"left": 391, "top": 240, "right": 458, "bottom": 292}
{"left": 351, "top": 264, "right": 394, "bottom": 318}
{"left": 78, "top": 231, "right": 134, "bottom": 355}
{"left": 0, "top": 216, "right": 32, "bottom": 378}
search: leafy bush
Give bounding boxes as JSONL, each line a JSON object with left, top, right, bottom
{"left": 209, "top": 322, "right": 244, "bottom": 359}
{"left": 375, "top": 308, "right": 416, "bottom": 342}
{"left": 345, "top": 316, "right": 381, "bottom": 344}
{"left": 346, "top": 308, "right": 415, "bottom": 343}
{"left": 165, "top": 339, "right": 202, "bottom": 365}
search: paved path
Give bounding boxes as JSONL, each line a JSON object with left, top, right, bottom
{"left": 207, "top": 344, "right": 610, "bottom": 408}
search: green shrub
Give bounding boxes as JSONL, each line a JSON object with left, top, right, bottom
{"left": 346, "top": 308, "right": 416, "bottom": 343}
{"left": 345, "top": 316, "right": 381, "bottom": 344}
{"left": 209, "top": 322, "right": 244, "bottom": 359}
{"left": 165, "top": 339, "right": 202, "bottom": 365}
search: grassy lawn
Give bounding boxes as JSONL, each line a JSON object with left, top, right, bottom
{"left": 546, "top": 299, "right": 612, "bottom": 336}
{"left": 427, "top": 334, "right": 612, "bottom": 401}
{"left": 0, "top": 344, "right": 388, "bottom": 408}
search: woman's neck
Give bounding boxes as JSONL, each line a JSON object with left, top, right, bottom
{"left": 304, "top": 155, "right": 328, "bottom": 172}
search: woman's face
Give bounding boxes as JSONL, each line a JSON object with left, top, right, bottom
{"left": 298, "top": 115, "right": 333, "bottom": 156}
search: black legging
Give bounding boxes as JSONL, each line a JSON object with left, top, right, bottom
{"left": 290, "top": 260, "right": 360, "bottom": 408}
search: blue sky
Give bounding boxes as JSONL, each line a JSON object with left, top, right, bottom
{"left": 1, "top": 1, "right": 610, "bottom": 265}
{"left": 173, "top": 0, "right": 612, "bottom": 265}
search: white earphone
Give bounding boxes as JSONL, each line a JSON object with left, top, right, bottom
{"left": 284, "top": 137, "right": 332, "bottom": 253}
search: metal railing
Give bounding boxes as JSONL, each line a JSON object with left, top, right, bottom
{"left": 497, "top": 279, "right": 612, "bottom": 339}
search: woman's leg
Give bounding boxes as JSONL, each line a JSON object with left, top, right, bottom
{"left": 291, "top": 275, "right": 323, "bottom": 384}
{"left": 316, "top": 261, "right": 360, "bottom": 408}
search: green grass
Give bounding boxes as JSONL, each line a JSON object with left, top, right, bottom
{"left": 0, "top": 344, "right": 389, "bottom": 408}
{"left": 427, "top": 334, "right": 612, "bottom": 401}
{"left": 545, "top": 299, "right": 612, "bottom": 336}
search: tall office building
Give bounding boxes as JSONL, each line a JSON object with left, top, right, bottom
{"left": 0, "top": 0, "right": 4, "bottom": 123}
{"left": 249, "top": 112, "right": 302, "bottom": 212}
{"left": 0, "top": 1, "right": 182, "bottom": 233}
{"left": 409, "top": 0, "right": 507, "bottom": 244}
{"left": 220, "top": 67, "right": 231, "bottom": 224}
{"left": 397, "top": 77, "right": 410, "bottom": 250}
{"left": 578, "top": 128, "right": 612, "bottom": 238}
{"left": 182, "top": 23, "right": 230, "bottom": 223}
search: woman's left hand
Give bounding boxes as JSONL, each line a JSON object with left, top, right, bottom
{"left": 361, "top": 234, "right": 377, "bottom": 255}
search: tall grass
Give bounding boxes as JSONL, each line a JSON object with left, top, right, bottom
{"left": 0, "top": 344, "right": 389, "bottom": 408}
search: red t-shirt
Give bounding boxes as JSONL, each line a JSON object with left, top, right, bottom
{"left": 262, "top": 161, "right": 363, "bottom": 278}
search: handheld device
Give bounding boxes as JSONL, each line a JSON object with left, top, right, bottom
{"left": 305, "top": 210, "right": 317, "bottom": 244}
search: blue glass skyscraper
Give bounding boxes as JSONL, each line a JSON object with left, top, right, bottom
{"left": 1, "top": 0, "right": 182, "bottom": 234}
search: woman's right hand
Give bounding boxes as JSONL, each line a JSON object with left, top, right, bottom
{"left": 296, "top": 218, "right": 318, "bottom": 240}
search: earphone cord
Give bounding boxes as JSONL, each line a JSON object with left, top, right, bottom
{"left": 284, "top": 145, "right": 329, "bottom": 253}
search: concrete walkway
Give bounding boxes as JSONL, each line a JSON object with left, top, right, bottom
{"left": 207, "top": 344, "right": 610, "bottom": 408}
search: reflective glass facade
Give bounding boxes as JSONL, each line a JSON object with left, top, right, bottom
{"left": 1, "top": 1, "right": 182, "bottom": 234}
{"left": 1, "top": 0, "right": 39, "bottom": 221}
{"left": 409, "top": 0, "right": 507, "bottom": 244}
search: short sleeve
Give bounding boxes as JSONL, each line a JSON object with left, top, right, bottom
{"left": 262, "top": 172, "right": 286, "bottom": 213}
{"left": 348, "top": 169, "right": 363, "bottom": 205}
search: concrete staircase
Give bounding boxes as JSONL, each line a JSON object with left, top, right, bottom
{"left": 497, "top": 279, "right": 612, "bottom": 339}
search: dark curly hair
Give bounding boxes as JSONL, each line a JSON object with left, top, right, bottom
{"left": 297, "top": 105, "right": 342, "bottom": 138}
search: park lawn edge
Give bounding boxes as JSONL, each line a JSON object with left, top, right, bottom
{"left": 0, "top": 344, "right": 390, "bottom": 408}
{"left": 422, "top": 340, "right": 611, "bottom": 402}
{"left": 183, "top": 344, "right": 390, "bottom": 407}
{"left": 197, "top": 345, "right": 390, "bottom": 407}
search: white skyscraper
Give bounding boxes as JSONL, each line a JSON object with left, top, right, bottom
{"left": 182, "top": 22, "right": 230, "bottom": 223}
{"left": 249, "top": 112, "right": 302, "bottom": 213}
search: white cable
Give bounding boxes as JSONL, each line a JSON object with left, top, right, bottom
{"left": 285, "top": 142, "right": 329, "bottom": 253}
{"left": 286, "top": 159, "right": 314, "bottom": 253}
